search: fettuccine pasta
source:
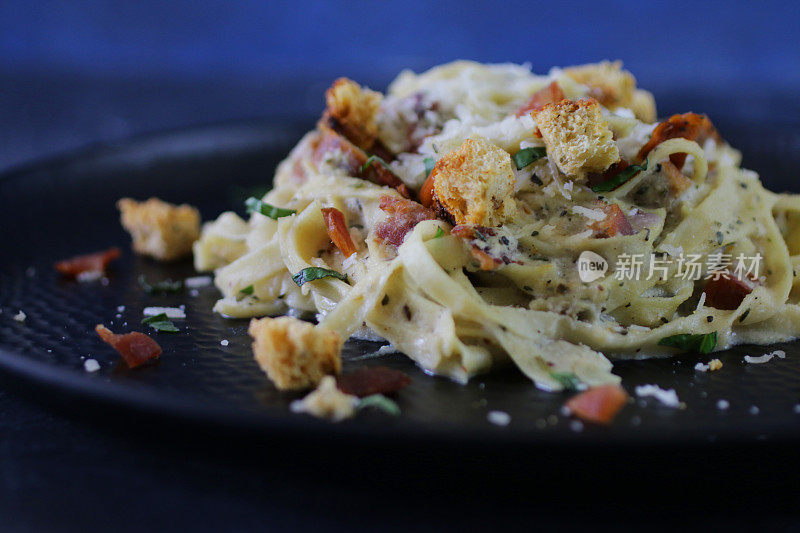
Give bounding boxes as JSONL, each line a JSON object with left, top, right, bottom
{"left": 194, "top": 60, "right": 800, "bottom": 391}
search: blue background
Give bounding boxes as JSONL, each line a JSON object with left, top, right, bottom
{"left": 0, "top": 0, "right": 798, "bottom": 169}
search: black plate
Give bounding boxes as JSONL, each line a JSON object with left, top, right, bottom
{"left": 1, "top": 119, "right": 799, "bottom": 447}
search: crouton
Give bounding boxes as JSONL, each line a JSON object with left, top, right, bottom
{"left": 248, "top": 316, "right": 343, "bottom": 390}
{"left": 430, "top": 137, "right": 517, "bottom": 226}
{"left": 535, "top": 99, "right": 619, "bottom": 179}
{"left": 564, "top": 61, "right": 656, "bottom": 122}
{"left": 629, "top": 89, "right": 657, "bottom": 123}
{"left": 324, "top": 78, "right": 382, "bottom": 152}
{"left": 117, "top": 197, "right": 200, "bottom": 261}
{"left": 290, "top": 376, "right": 358, "bottom": 421}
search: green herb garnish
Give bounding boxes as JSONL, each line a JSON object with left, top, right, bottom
{"left": 433, "top": 227, "right": 445, "bottom": 239}
{"left": 512, "top": 147, "right": 547, "bottom": 170}
{"left": 244, "top": 197, "right": 296, "bottom": 219}
{"left": 141, "top": 313, "right": 179, "bottom": 333}
{"left": 658, "top": 332, "right": 717, "bottom": 354}
{"left": 591, "top": 159, "right": 648, "bottom": 193}
{"left": 292, "top": 267, "right": 348, "bottom": 287}
{"left": 550, "top": 371, "right": 582, "bottom": 391}
{"left": 361, "top": 154, "right": 391, "bottom": 174}
{"left": 357, "top": 394, "right": 401, "bottom": 416}
{"left": 423, "top": 157, "right": 436, "bottom": 178}
{"left": 138, "top": 275, "right": 183, "bottom": 295}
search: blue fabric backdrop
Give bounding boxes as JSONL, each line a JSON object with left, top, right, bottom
{"left": 2, "top": 0, "right": 797, "bottom": 87}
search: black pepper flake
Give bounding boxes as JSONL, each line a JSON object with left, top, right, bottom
{"left": 381, "top": 294, "right": 390, "bottom": 306}
{"left": 530, "top": 174, "right": 543, "bottom": 185}
{"left": 716, "top": 231, "right": 724, "bottom": 245}
{"left": 499, "top": 236, "right": 510, "bottom": 245}
{"left": 402, "top": 305, "right": 412, "bottom": 321}
{"left": 655, "top": 163, "right": 662, "bottom": 172}
{"left": 531, "top": 231, "right": 539, "bottom": 237}
{"left": 523, "top": 285, "right": 533, "bottom": 291}
{"left": 660, "top": 317, "right": 669, "bottom": 324}
{"left": 624, "top": 303, "right": 631, "bottom": 308}
{"left": 560, "top": 210, "right": 567, "bottom": 217}
{"left": 707, "top": 316, "right": 714, "bottom": 322}
{"left": 556, "top": 283, "right": 568, "bottom": 293}
{"left": 739, "top": 309, "right": 750, "bottom": 322}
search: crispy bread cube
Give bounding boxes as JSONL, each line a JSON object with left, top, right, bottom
{"left": 248, "top": 316, "right": 343, "bottom": 390}
{"left": 117, "top": 197, "right": 200, "bottom": 261}
{"left": 564, "top": 61, "right": 656, "bottom": 122}
{"left": 535, "top": 99, "right": 619, "bottom": 178}
{"left": 325, "top": 78, "right": 382, "bottom": 151}
{"left": 628, "top": 89, "right": 657, "bottom": 123}
{"left": 431, "top": 137, "right": 517, "bottom": 226}
{"left": 290, "top": 376, "right": 357, "bottom": 421}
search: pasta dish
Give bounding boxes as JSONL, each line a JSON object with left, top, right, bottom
{"left": 192, "top": 60, "right": 800, "bottom": 392}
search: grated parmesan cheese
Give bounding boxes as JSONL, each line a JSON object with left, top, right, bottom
{"left": 635, "top": 384, "right": 682, "bottom": 408}
{"left": 83, "top": 359, "right": 100, "bottom": 373}
{"left": 143, "top": 307, "right": 186, "bottom": 319}
{"left": 184, "top": 275, "right": 213, "bottom": 288}
{"left": 487, "top": 410, "right": 511, "bottom": 426}
{"left": 571, "top": 205, "right": 606, "bottom": 221}
{"left": 13, "top": 310, "right": 26, "bottom": 322}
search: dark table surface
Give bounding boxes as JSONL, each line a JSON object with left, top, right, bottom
{"left": 2, "top": 70, "right": 800, "bottom": 531}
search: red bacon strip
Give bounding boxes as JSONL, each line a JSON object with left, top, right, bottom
{"left": 515, "top": 82, "right": 565, "bottom": 117}
{"left": 566, "top": 384, "right": 629, "bottom": 425}
{"left": 703, "top": 273, "right": 754, "bottom": 310}
{"left": 374, "top": 196, "right": 437, "bottom": 247}
{"left": 337, "top": 366, "right": 411, "bottom": 397}
{"left": 419, "top": 173, "right": 435, "bottom": 208}
{"left": 637, "top": 113, "right": 721, "bottom": 169}
{"left": 590, "top": 203, "right": 634, "bottom": 238}
{"left": 54, "top": 247, "right": 121, "bottom": 278}
{"left": 321, "top": 207, "right": 358, "bottom": 257}
{"left": 95, "top": 324, "right": 162, "bottom": 368}
{"left": 313, "top": 126, "right": 412, "bottom": 199}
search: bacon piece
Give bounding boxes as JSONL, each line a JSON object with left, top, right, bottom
{"left": 515, "top": 82, "right": 565, "bottom": 117}
{"left": 703, "top": 273, "right": 754, "bottom": 310}
{"left": 374, "top": 196, "right": 436, "bottom": 247}
{"left": 312, "top": 127, "right": 365, "bottom": 176}
{"left": 337, "top": 366, "right": 411, "bottom": 397}
{"left": 637, "top": 113, "right": 722, "bottom": 169}
{"left": 95, "top": 324, "right": 162, "bottom": 368}
{"left": 321, "top": 207, "right": 358, "bottom": 257}
{"left": 590, "top": 203, "right": 634, "bottom": 238}
{"left": 566, "top": 384, "right": 629, "bottom": 425}
{"left": 54, "top": 247, "right": 121, "bottom": 277}
{"left": 313, "top": 126, "right": 411, "bottom": 199}
{"left": 661, "top": 160, "right": 692, "bottom": 196}
{"left": 419, "top": 173, "right": 435, "bottom": 208}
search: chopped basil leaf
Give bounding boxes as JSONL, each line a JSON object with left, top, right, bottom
{"left": 244, "top": 197, "right": 296, "bottom": 219}
{"left": 138, "top": 275, "right": 183, "bottom": 295}
{"left": 423, "top": 157, "right": 436, "bottom": 178}
{"left": 361, "top": 154, "right": 391, "bottom": 174}
{"left": 512, "top": 147, "right": 547, "bottom": 170}
{"left": 591, "top": 159, "right": 648, "bottom": 193}
{"left": 292, "top": 267, "right": 348, "bottom": 286}
{"left": 357, "top": 394, "right": 401, "bottom": 416}
{"left": 658, "top": 332, "right": 717, "bottom": 354}
{"left": 550, "top": 371, "right": 582, "bottom": 391}
{"left": 141, "top": 313, "right": 179, "bottom": 333}
{"left": 433, "top": 227, "right": 445, "bottom": 239}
